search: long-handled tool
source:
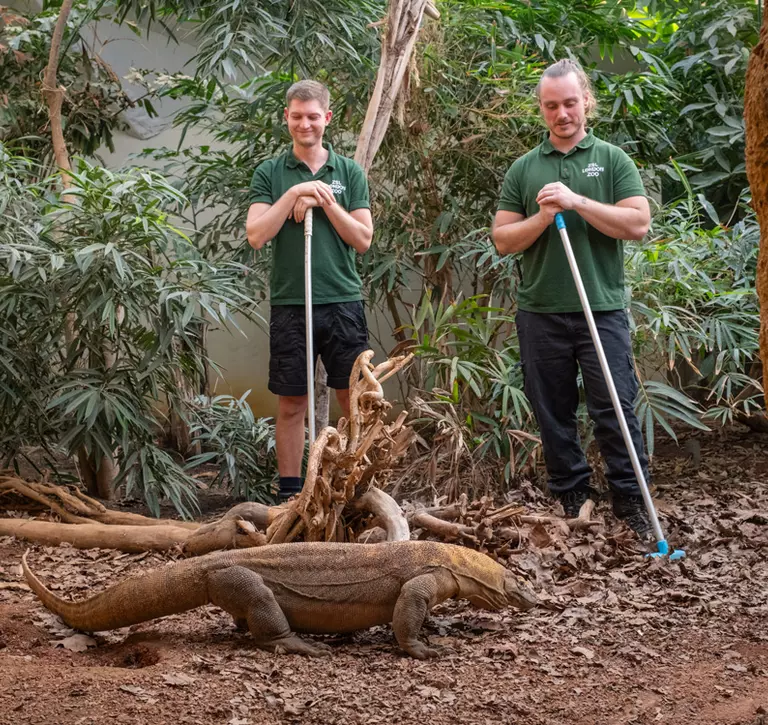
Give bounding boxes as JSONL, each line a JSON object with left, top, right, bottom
{"left": 555, "top": 213, "right": 685, "bottom": 560}
{"left": 304, "top": 208, "right": 316, "bottom": 444}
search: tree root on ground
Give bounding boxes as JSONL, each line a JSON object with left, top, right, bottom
{"left": 0, "top": 473, "right": 197, "bottom": 528}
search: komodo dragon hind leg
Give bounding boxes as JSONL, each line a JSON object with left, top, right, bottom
{"left": 208, "top": 566, "right": 331, "bottom": 657}
{"left": 392, "top": 570, "right": 459, "bottom": 660}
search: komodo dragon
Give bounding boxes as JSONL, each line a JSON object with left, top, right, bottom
{"left": 22, "top": 540, "right": 536, "bottom": 659}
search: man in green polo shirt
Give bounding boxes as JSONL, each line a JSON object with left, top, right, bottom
{"left": 246, "top": 80, "right": 373, "bottom": 501}
{"left": 492, "top": 59, "right": 654, "bottom": 540}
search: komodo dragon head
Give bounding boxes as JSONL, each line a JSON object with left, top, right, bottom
{"left": 502, "top": 570, "right": 537, "bottom": 610}
{"left": 465, "top": 570, "right": 537, "bottom": 612}
{"left": 446, "top": 546, "right": 537, "bottom": 612}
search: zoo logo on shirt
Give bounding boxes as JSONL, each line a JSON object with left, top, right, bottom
{"left": 582, "top": 162, "right": 604, "bottom": 178}
{"left": 330, "top": 180, "right": 346, "bottom": 196}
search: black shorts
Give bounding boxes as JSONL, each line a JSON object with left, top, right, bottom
{"left": 268, "top": 301, "right": 369, "bottom": 397}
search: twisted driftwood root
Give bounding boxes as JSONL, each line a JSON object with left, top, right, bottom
{"left": 0, "top": 474, "right": 195, "bottom": 528}
{"left": 0, "top": 475, "right": 272, "bottom": 555}
{"left": 267, "top": 351, "right": 415, "bottom": 544}
{"left": 408, "top": 495, "right": 600, "bottom": 561}
{"left": 409, "top": 496, "right": 525, "bottom": 557}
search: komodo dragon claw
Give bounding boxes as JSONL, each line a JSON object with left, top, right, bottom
{"left": 270, "top": 636, "right": 332, "bottom": 657}
{"left": 402, "top": 641, "right": 451, "bottom": 660}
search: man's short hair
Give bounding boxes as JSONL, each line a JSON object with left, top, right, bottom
{"left": 286, "top": 80, "right": 330, "bottom": 110}
{"left": 535, "top": 59, "right": 597, "bottom": 116}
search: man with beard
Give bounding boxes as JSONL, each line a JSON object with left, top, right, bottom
{"left": 492, "top": 60, "right": 654, "bottom": 540}
{"left": 246, "top": 80, "right": 373, "bottom": 501}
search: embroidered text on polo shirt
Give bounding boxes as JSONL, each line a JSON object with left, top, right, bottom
{"left": 582, "top": 162, "right": 605, "bottom": 178}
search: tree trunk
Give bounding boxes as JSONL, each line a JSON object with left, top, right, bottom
{"left": 44, "top": 0, "right": 121, "bottom": 494}
{"left": 745, "top": 0, "right": 768, "bottom": 411}
{"left": 354, "top": 0, "right": 439, "bottom": 173}
{"left": 308, "top": 0, "right": 438, "bottom": 434}
{"left": 168, "top": 338, "right": 200, "bottom": 456}
{"left": 41, "top": 0, "right": 74, "bottom": 191}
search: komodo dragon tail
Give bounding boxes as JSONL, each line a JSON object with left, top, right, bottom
{"left": 22, "top": 549, "right": 210, "bottom": 632}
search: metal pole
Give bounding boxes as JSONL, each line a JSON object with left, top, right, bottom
{"left": 304, "top": 208, "right": 316, "bottom": 444}
{"left": 555, "top": 213, "right": 668, "bottom": 549}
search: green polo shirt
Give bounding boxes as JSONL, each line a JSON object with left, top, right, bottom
{"left": 249, "top": 144, "right": 370, "bottom": 305}
{"left": 498, "top": 129, "right": 646, "bottom": 313}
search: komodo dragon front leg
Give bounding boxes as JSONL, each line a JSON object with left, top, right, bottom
{"left": 392, "top": 569, "right": 459, "bottom": 659}
{"left": 208, "top": 566, "right": 330, "bottom": 657}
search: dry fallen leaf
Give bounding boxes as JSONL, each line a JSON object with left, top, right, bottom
{"left": 54, "top": 634, "right": 96, "bottom": 652}
{"left": 528, "top": 523, "right": 553, "bottom": 549}
{"left": 162, "top": 672, "right": 196, "bottom": 687}
{"left": 571, "top": 646, "right": 595, "bottom": 660}
{"left": 119, "top": 685, "right": 146, "bottom": 696}
{"left": 283, "top": 699, "right": 308, "bottom": 716}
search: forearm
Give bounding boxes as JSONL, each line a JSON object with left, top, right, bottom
{"left": 574, "top": 196, "right": 649, "bottom": 240}
{"left": 324, "top": 203, "right": 372, "bottom": 254}
{"left": 246, "top": 190, "right": 298, "bottom": 249}
{"left": 493, "top": 212, "right": 551, "bottom": 255}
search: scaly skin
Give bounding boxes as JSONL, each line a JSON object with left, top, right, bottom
{"left": 22, "top": 541, "right": 537, "bottom": 658}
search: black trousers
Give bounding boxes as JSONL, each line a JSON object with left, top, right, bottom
{"left": 516, "top": 309, "right": 648, "bottom": 497}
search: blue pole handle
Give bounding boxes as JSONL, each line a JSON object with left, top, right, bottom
{"left": 555, "top": 212, "right": 566, "bottom": 230}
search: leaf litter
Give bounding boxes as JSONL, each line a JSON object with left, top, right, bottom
{"left": 0, "top": 429, "right": 766, "bottom": 724}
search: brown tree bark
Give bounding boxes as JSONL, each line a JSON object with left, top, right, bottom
{"left": 0, "top": 514, "right": 267, "bottom": 555}
{"left": 43, "top": 0, "right": 120, "bottom": 496}
{"left": 355, "top": 0, "right": 439, "bottom": 173}
{"left": 745, "top": 0, "right": 768, "bottom": 411}
{"left": 41, "top": 0, "right": 74, "bottom": 192}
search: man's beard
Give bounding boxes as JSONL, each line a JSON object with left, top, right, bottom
{"left": 555, "top": 123, "right": 580, "bottom": 138}
{"left": 552, "top": 120, "right": 583, "bottom": 139}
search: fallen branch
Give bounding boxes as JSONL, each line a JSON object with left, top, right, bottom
{"left": 0, "top": 475, "right": 197, "bottom": 529}
{"left": 0, "top": 515, "right": 265, "bottom": 555}
{"left": 410, "top": 511, "right": 479, "bottom": 544}
{"left": 566, "top": 499, "right": 599, "bottom": 531}
{"left": 407, "top": 494, "right": 602, "bottom": 562}
{"left": 0, "top": 476, "right": 276, "bottom": 555}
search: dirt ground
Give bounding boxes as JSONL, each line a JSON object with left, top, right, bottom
{"left": 1, "top": 427, "right": 767, "bottom": 725}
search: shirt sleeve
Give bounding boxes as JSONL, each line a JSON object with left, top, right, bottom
{"left": 347, "top": 161, "right": 370, "bottom": 211}
{"left": 612, "top": 149, "right": 646, "bottom": 202}
{"left": 249, "top": 161, "right": 274, "bottom": 205}
{"left": 497, "top": 160, "right": 526, "bottom": 214}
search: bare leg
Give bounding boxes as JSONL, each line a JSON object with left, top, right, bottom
{"left": 392, "top": 570, "right": 458, "bottom": 659}
{"left": 276, "top": 395, "right": 308, "bottom": 477}
{"left": 335, "top": 388, "right": 350, "bottom": 418}
{"left": 208, "top": 566, "right": 329, "bottom": 656}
